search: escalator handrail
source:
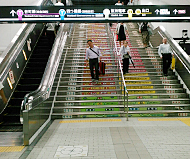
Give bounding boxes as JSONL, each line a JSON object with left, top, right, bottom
{"left": 153, "top": 26, "right": 190, "bottom": 73}
{"left": 22, "top": 24, "right": 67, "bottom": 111}
{"left": 0, "top": 24, "right": 35, "bottom": 82}
{"left": 0, "top": 1, "right": 51, "bottom": 81}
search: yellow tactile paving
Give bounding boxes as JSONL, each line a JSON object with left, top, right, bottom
{"left": 138, "top": 118, "right": 190, "bottom": 127}
{"left": 59, "top": 119, "right": 121, "bottom": 123}
{"left": 138, "top": 118, "right": 179, "bottom": 121}
{"left": 0, "top": 147, "right": 9, "bottom": 152}
{"left": 178, "top": 118, "right": 190, "bottom": 127}
{"left": 0, "top": 146, "right": 25, "bottom": 152}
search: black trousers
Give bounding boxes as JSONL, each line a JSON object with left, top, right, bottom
{"left": 122, "top": 58, "right": 129, "bottom": 73}
{"left": 89, "top": 58, "right": 99, "bottom": 80}
{"left": 46, "top": 30, "right": 55, "bottom": 45}
{"left": 162, "top": 53, "right": 172, "bottom": 74}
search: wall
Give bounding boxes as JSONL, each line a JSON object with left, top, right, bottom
{"left": 0, "top": 24, "right": 22, "bottom": 53}
{"left": 151, "top": 22, "right": 190, "bottom": 39}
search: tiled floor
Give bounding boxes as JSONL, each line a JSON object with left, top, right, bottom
{"left": 1, "top": 117, "right": 190, "bottom": 159}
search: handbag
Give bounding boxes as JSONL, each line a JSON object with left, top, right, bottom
{"left": 171, "top": 56, "right": 175, "bottom": 70}
{"left": 116, "top": 34, "right": 118, "bottom": 41}
{"left": 123, "top": 54, "right": 129, "bottom": 59}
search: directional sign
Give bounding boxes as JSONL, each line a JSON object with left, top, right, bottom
{"left": 0, "top": 5, "right": 190, "bottom": 22}
{"left": 155, "top": 9, "right": 159, "bottom": 15}
{"left": 10, "top": 10, "right": 16, "bottom": 16}
{"left": 173, "top": 9, "right": 178, "bottom": 14}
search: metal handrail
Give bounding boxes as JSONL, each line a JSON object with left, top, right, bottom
{"left": 106, "top": 23, "right": 129, "bottom": 120}
{"left": 22, "top": 24, "right": 67, "bottom": 111}
{"left": 0, "top": 24, "right": 34, "bottom": 82}
{"left": 156, "top": 26, "right": 190, "bottom": 73}
{"left": 112, "top": 32, "right": 129, "bottom": 121}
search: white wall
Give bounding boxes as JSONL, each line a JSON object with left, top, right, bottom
{"left": 152, "top": 22, "right": 190, "bottom": 38}
{"left": 0, "top": 0, "right": 43, "bottom": 57}
{"left": 0, "top": 24, "right": 22, "bottom": 53}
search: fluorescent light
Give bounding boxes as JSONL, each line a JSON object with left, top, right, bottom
{"left": 22, "top": 50, "right": 27, "bottom": 60}
{"left": 7, "top": 77, "right": 13, "bottom": 89}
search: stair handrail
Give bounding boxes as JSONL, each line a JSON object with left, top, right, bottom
{"left": 107, "top": 24, "right": 129, "bottom": 120}
{"left": 154, "top": 26, "right": 190, "bottom": 73}
{"left": 113, "top": 32, "right": 129, "bottom": 121}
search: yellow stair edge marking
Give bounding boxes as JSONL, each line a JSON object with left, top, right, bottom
{"left": 59, "top": 119, "right": 121, "bottom": 123}
{"left": 0, "top": 146, "right": 25, "bottom": 152}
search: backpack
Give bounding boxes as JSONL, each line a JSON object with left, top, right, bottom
{"left": 141, "top": 22, "right": 148, "bottom": 31}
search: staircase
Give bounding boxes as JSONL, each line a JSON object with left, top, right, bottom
{"left": 116, "top": 22, "right": 190, "bottom": 117}
{"left": 0, "top": 33, "right": 54, "bottom": 131}
{"left": 50, "top": 22, "right": 190, "bottom": 119}
{"left": 51, "top": 23, "right": 125, "bottom": 119}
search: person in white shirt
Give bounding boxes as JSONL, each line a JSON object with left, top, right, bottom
{"left": 119, "top": 41, "right": 131, "bottom": 74}
{"left": 158, "top": 38, "right": 174, "bottom": 76}
{"left": 86, "top": 40, "right": 102, "bottom": 83}
{"left": 0, "top": 82, "right": 7, "bottom": 104}
{"left": 55, "top": 0, "right": 64, "bottom": 6}
{"left": 115, "top": 0, "right": 122, "bottom": 5}
{"left": 128, "top": 0, "right": 134, "bottom": 5}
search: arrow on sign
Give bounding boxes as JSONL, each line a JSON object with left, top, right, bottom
{"left": 10, "top": 10, "right": 16, "bottom": 16}
{"left": 155, "top": 9, "right": 160, "bottom": 15}
{"left": 173, "top": 9, "right": 178, "bottom": 14}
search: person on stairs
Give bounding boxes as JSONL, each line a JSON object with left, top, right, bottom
{"left": 119, "top": 41, "right": 131, "bottom": 74}
{"left": 115, "top": 0, "right": 122, "bottom": 5}
{"left": 54, "top": 0, "right": 64, "bottom": 5}
{"left": 86, "top": 40, "right": 102, "bottom": 83}
{"left": 139, "top": 22, "right": 150, "bottom": 48}
{"left": 116, "top": 22, "right": 129, "bottom": 47}
{"left": 158, "top": 37, "right": 174, "bottom": 76}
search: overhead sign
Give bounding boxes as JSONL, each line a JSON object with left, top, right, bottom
{"left": 0, "top": 5, "right": 190, "bottom": 22}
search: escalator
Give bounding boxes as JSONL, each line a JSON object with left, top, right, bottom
{"left": 0, "top": 32, "right": 54, "bottom": 132}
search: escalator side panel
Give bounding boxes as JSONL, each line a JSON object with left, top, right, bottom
{"left": 0, "top": 29, "right": 54, "bottom": 132}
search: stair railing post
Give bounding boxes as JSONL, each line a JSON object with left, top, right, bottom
{"left": 117, "top": 55, "right": 119, "bottom": 81}
{"left": 124, "top": 84, "right": 126, "bottom": 113}
{"left": 126, "top": 90, "right": 128, "bottom": 121}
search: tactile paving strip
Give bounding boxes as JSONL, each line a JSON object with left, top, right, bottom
{"left": 0, "top": 146, "right": 25, "bottom": 152}
{"left": 138, "top": 118, "right": 190, "bottom": 126}
{"left": 59, "top": 119, "right": 121, "bottom": 123}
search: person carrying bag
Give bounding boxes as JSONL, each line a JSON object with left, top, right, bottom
{"left": 119, "top": 41, "right": 134, "bottom": 74}
{"left": 86, "top": 40, "right": 102, "bottom": 83}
